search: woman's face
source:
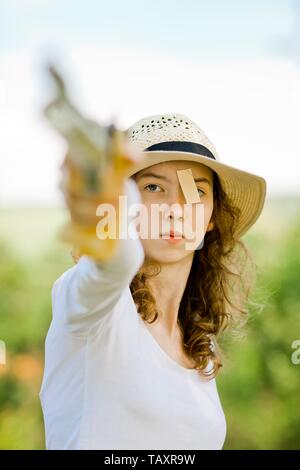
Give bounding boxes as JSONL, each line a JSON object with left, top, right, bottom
{"left": 133, "top": 160, "right": 214, "bottom": 264}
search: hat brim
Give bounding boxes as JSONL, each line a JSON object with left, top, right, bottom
{"left": 124, "top": 150, "right": 267, "bottom": 240}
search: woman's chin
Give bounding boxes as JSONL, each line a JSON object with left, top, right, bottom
{"left": 142, "top": 239, "right": 195, "bottom": 264}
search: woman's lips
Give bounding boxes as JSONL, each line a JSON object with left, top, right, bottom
{"left": 160, "top": 231, "right": 185, "bottom": 243}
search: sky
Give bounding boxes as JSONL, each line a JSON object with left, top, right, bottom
{"left": 0, "top": 0, "right": 299, "bottom": 205}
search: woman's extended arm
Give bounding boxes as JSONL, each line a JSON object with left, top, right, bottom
{"left": 51, "top": 178, "right": 144, "bottom": 336}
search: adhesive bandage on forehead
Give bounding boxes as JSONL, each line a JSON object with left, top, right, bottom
{"left": 176, "top": 168, "right": 201, "bottom": 204}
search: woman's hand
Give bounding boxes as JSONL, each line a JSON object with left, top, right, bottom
{"left": 58, "top": 150, "right": 122, "bottom": 262}
{"left": 59, "top": 152, "right": 120, "bottom": 227}
{"left": 58, "top": 131, "right": 142, "bottom": 262}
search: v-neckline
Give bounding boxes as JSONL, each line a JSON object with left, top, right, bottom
{"left": 138, "top": 315, "right": 198, "bottom": 375}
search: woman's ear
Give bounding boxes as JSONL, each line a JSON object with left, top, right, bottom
{"left": 207, "top": 220, "right": 214, "bottom": 232}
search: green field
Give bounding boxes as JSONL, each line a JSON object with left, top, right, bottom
{"left": 0, "top": 197, "right": 300, "bottom": 449}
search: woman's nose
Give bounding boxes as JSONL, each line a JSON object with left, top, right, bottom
{"left": 163, "top": 188, "right": 186, "bottom": 220}
{"left": 168, "top": 187, "right": 186, "bottom": 206}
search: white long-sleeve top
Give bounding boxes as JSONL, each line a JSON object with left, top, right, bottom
{"left": 39, "top": 179, "right": 227, "bottom": 450}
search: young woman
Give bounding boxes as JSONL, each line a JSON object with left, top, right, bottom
{"left": 39, "top": 113, "right": 266, "bottom": 450}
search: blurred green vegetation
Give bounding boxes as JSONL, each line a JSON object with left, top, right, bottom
{"left": 0, "top": 199, "right": 300, "bottom": 449}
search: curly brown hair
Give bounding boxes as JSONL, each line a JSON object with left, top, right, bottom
{"left": 70, "top": 171, "right": 257, "bottom": 379}
{"left": 129, "top": 171, "right": 257, "bottom": 379}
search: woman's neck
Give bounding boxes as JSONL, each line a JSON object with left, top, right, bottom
{"left": 147, "top": 253, "right": 194, "bottom": 338}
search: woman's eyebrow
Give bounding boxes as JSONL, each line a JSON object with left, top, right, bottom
{"left": 136, "top": 172, "right": 212, "bottom": 186}
{"left": 194, "top": 177, "right": 212, "bottom": 186}
{"left": 136, "top": 172, "right": 171, "bottom": 183}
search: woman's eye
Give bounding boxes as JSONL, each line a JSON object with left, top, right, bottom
{"left": 144, "top": 184, "right": 162, "bottom": 192}
{"left": 197, "top": 188, "right": 205, "bottom": 196}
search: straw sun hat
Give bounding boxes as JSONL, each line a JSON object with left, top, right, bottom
{"left": 125, "top": 113, "right": 267, "bottom": 240}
